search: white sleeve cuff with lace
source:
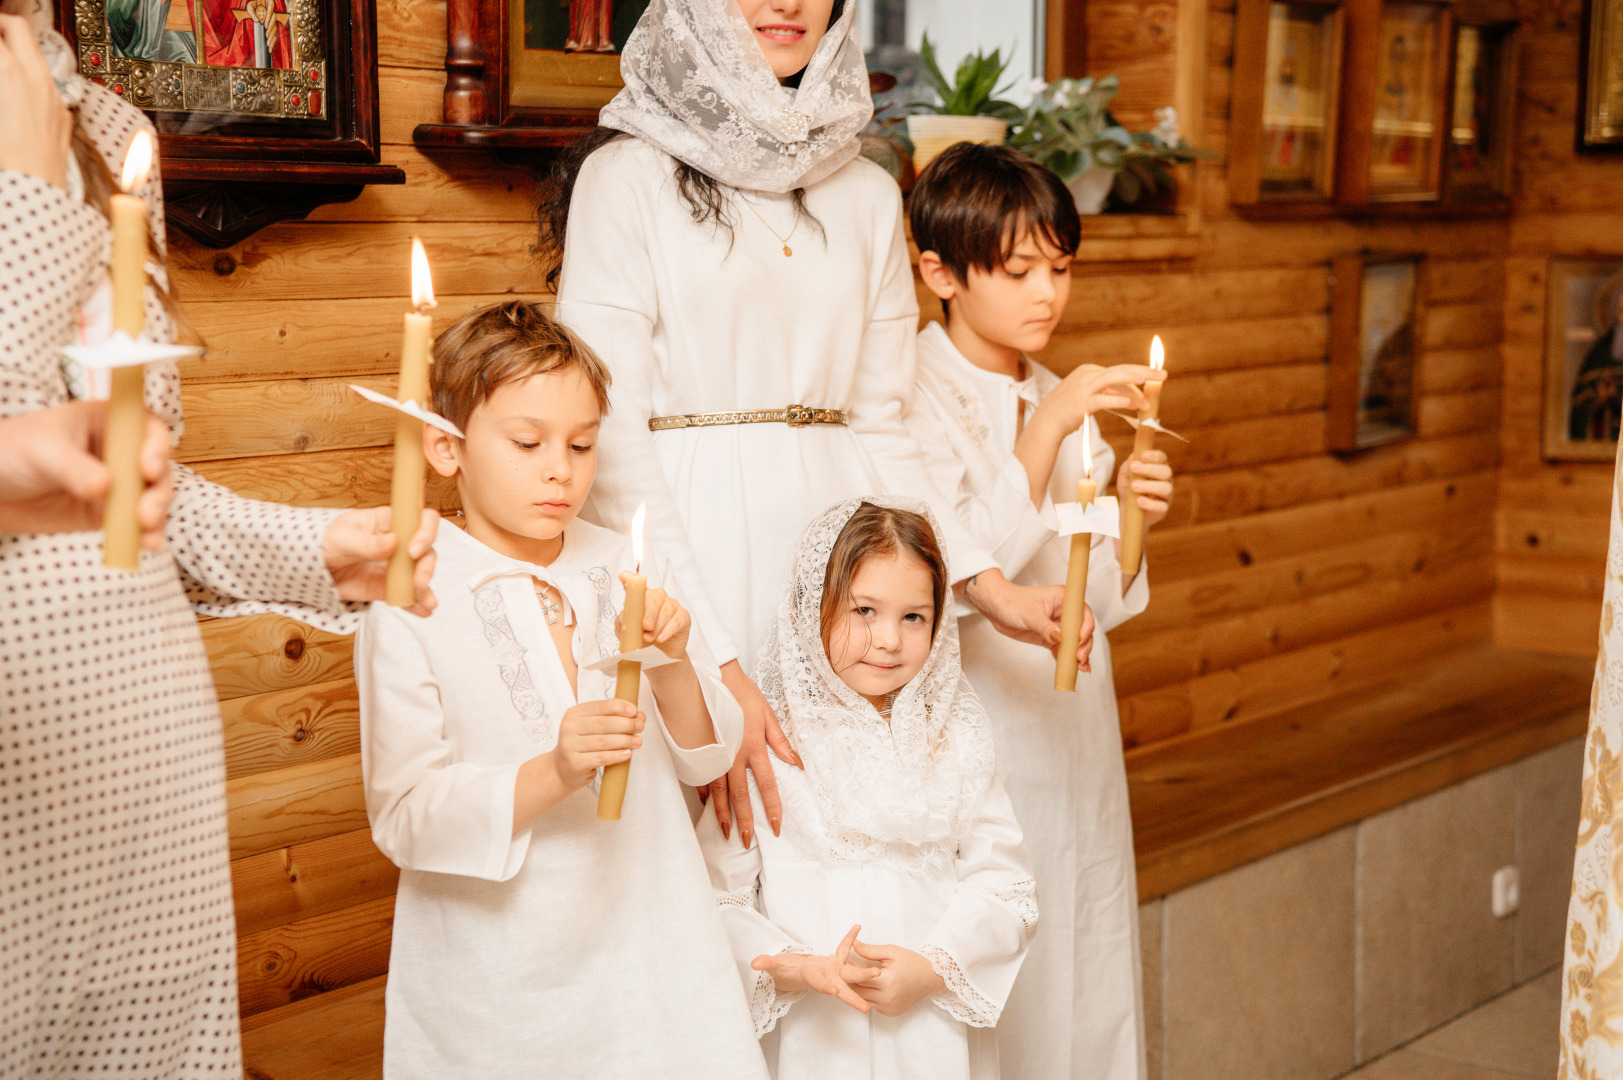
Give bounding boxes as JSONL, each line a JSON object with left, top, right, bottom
{"left": 717, "top": 887, "right": 815, "bottom": 1037}
{"left": 921, "top": 943, "right": 1003, "bottom": 1028}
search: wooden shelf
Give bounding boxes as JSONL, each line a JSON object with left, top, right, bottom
{"left": 412, "top": 122, "right": 598, "bottom": 168}
{"left": 1128, "top": 644, "right": 1592, "bottom": 900}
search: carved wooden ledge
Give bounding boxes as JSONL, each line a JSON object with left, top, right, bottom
{"left": 161, "top": 161, "right": 404, "bottom": 248}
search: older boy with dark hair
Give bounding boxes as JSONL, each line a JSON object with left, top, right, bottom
{"left": 356, "top": 300, "right": 767, "bottom": 1079}
{"left": 905, "top": 142, "right": 1176, "bottom": 1080}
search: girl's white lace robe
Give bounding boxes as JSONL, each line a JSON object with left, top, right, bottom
{"left": 699, "top": 778, "right": 1035, "bottom": 1080}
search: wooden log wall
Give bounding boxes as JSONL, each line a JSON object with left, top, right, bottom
{"left": 165, "top": 0, "right": 1600, "bottom": 1026}
{"left": 1494, "top": 0, "right": 1619, "bottom": 657}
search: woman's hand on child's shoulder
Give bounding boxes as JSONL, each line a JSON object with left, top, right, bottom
{"left": 751, "top": 925, "right": 877, "bottom": 1015}
{"left": 619, "top": 574, "right": 691, "bottom": 661}
{"left": 551, "top": 698, "right": 645, "bottom": 790}
{"left": 847, "top": 940, "right": 948, "bottom": 1018}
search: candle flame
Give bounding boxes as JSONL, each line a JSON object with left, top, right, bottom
{"left": 120, "top": 130, "right": 153, "bottom": 192}
{"left": 631, "top": 503, "right": 646, "bottom": 572}
{"left": 1082, "top": 419, "right": 1093, "bottom": 479}
{"left": 410, "top": 238, "right": 437, "bottom": 310}
{"left": 1150, "top": 334, "right": 1165, "bottom": 371}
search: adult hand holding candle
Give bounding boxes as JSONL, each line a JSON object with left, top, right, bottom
{"left": 598, "top": 503, "right": 647, "bottom": 822}
{"left": 386, "top": 238, "right": 437, "bottom": 607}
{"left": 101, "top": 129, "right": 153, "bottom": 570}
{"left": 1118, "top": 334, "right": 1168, "bottom": 574}
{"left": 1056, "top": 423, "right": 1098, "bottom": 692}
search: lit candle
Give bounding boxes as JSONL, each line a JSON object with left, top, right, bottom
{"left": 386, "top": 239, "right": 436, "bottom": 607}
{"left": 101, "top": 130, "right": 154, "bottom": 571}
{"left": 1118, "top": 334, "right": 1167, "bottom": 574}
{"left": 1055, "top": 422, "right": 1097, "bottom": 692}
{"left": 598, "top": 503, "right": 647, "bottom": 822}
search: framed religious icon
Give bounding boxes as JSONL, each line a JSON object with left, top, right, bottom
{"left": 1366, "top": 1, "right": 1449, "bottom": 198}
{"left": 1580, "top": 0, "right": 1623, "bottom": 149}
{"left": 1543, "top": 259, "right": 1623, "bottom": 461}
{"left": 1230, "top": 0, "right": 1345, "bottom": 204}
{"left": 1328, "top": 253, "right": 1424, "bottom": 451}
{"left": 54, "top": 0, "right": 400, "bottom": 244}
{"left": 1444, "top": 19, "right": 1517, "bottom": 197}
{"left": 413, "top": 0, "right": 650, "bottom": 156}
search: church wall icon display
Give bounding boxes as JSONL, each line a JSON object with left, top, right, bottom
{"left": 1544, "top": 258, "right": 1623, "bottom": 462}
{"left": 68, "top": 0, "right": 326, "bottom": 118}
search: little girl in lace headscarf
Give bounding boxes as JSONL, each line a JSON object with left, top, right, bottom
{"left": 699, "top": 498, "right": 1037, "bottom": 1080}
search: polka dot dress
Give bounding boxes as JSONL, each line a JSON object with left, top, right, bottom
{"left": 1, "top": 84, "right": 358, "bottom": 1078}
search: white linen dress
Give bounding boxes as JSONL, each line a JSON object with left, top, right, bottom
{"left": 1, "top": 83, "right": 357, "bottom": 1077}
{"left": 357, "top": 521, "right": 767, "bottom": 1080}
{"left": 906, "top": 322, "right": 1151, "bottom": 1080}
{"left": 699, "top": 781, "right": 1036, "bottom": 1080}
{"left": 555, "top": 137, "right": 996, "bottom": 669}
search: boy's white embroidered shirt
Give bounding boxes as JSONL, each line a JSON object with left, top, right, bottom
{"left": 904, "top": 322, "right": 1151, "bottom": 1080}
{"left": 357, "top": 520, "right": 766, "bottom": 1079}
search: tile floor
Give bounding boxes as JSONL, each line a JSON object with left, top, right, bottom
{"left": 1339, "top": 969, "right": 1561, "bottom": 1079}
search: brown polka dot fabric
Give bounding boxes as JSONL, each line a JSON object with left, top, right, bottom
{"left": 2, "top": 83, "right": 357, "bottom": 1078}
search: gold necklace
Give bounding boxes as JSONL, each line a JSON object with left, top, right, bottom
{"left": 738, "top": 195, "right": 799, "bottom": 257}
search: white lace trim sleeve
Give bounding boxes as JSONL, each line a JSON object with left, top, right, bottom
{"left": 921, "top": 943, "right": 1003, "bottom": 1028}
{"left": 719, "top": 886, "right": 816, "bottom": 1038}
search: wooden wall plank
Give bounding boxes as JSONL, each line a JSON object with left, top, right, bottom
{"left": 222, "top": 678, "right": 361, "bottom": 781}
{"left": 236, "top": 896, "right": 394, "bottom": 1017}
{"left": 189, "top": 447, "right": 461, "bottom": 510}
{"left": 200, "top": 616, "right": 353, "bottom": 701}
{"left": 178, "top": 378, "right": 398, "bottom": 463}
{"left": 227, "top": 755, "right": 368, "bottom": 862}
{"left": 169, "top": 221, "right": 547, "bottom": 303}
{"left": 182, "top": 293, "right": 522, "bottom": 384}
{"left": 231, "top": 830, "right": 399, "bottom": 939}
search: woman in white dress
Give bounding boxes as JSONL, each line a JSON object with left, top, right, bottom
{"left": 700, "top": 499, "right": 1036, "bottom": 1080}
{"left": 545, "top": 0, "right": 1084, "bottom": 847}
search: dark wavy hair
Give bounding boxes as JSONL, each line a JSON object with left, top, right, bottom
{"left": 536, "top": 0, "right": 847, "bottom": 289}
{"left": 909, "top": 141, "right": 1082, "bottom": 281}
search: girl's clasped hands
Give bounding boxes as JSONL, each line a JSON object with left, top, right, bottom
{"left": 751, "top": 924, "right": 947, "bottom": 1019}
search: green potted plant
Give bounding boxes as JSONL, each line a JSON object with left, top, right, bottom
{"left": 1008, "top": 77, "right": 1211, "bottom": 213}
{"left": 905, "top": 35, "right": 1022, "bottom": 171}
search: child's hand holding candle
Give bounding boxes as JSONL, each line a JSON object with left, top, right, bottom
{"left": 1118, "top": 335, "right": 1169, "bottom": 573}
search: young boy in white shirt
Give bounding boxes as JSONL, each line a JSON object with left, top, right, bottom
{"left": 356, "top": 301, "right": 767, "bottom": 1080}
{"left": 904, "top": 143, "right": 1177, "bottom": 1080}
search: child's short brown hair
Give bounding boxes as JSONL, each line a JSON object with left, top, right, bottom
{"left": 908, "top": 142, "right": 1081, "bottom": 282}
{"left": 430, "top": 301, "right": 611, "bottom": 431}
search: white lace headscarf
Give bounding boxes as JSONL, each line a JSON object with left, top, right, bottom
{"left": 599, "top": 0, "right": 872, "bottom": 193}
{"left": 759, "top": 497, "right": 996, "bottom": 874}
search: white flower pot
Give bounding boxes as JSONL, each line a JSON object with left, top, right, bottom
{"left": 1067, "top": 165, "right": 1116, "bottom": 215}
{"left": 906, "top": 115, "right": 1010, "bottom": 173}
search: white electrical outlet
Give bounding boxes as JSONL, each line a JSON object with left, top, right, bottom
{"left": 1492, "top": 866, "right": 1521, "bottom": 918}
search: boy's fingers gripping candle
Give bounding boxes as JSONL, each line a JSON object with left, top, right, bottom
{"left": 1118, "top": 335, "right": 1167, "bottom": 573}
{"left": 599, "top": 503, "right": 647, "bottom": 821}
{"left": 387, "top": 239, "right": 437, "bottom": 606}
{"left": 102, "top": 130, "right": 153, "bottom": 570}
{"left": 1055, "top": 424, "right": 1096, "bottom": 692}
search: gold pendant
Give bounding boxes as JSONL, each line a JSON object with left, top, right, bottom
{"left": 783, "top": 244, "right": 793, "bottom": 257}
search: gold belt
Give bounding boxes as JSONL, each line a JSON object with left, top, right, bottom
{"left": 647, "top": 405, "right": 848, "bottom": 432}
